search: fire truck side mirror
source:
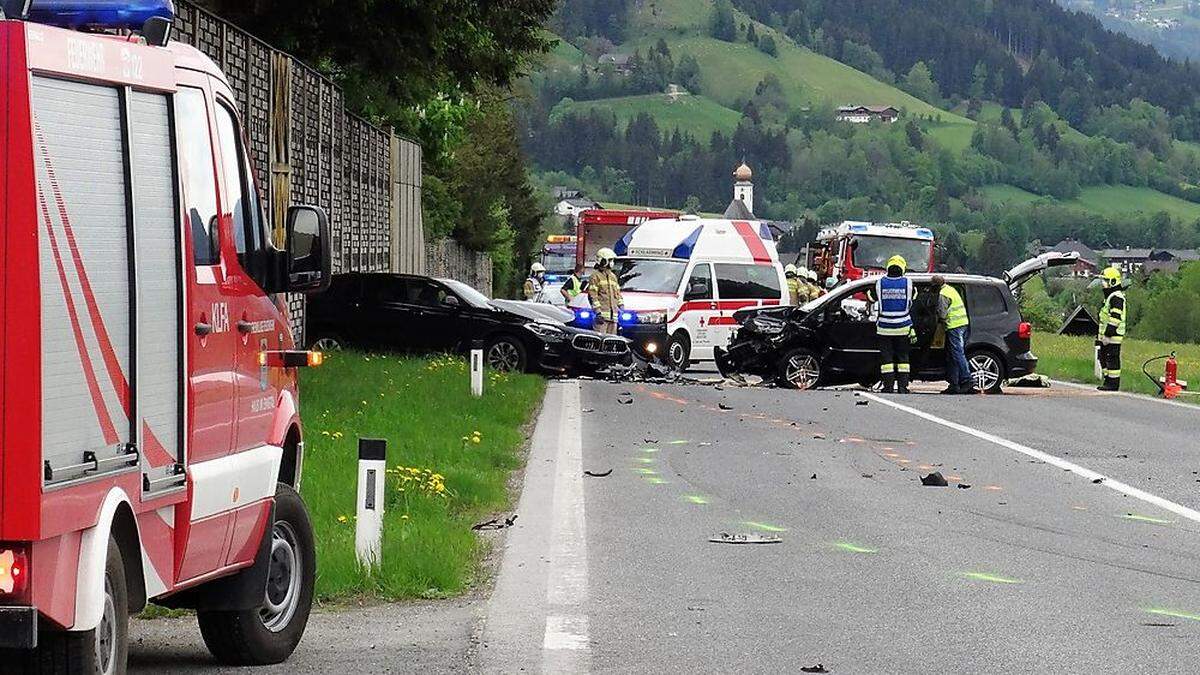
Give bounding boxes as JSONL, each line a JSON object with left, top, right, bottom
{"left": 285, "top": 205, "right": 332, "bottom": 293}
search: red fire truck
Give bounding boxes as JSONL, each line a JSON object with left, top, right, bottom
{"left": 808, "top": 220, "right": 937, "bottom": 283}
{"left": 0, "top": 3, "right": 331, "bottom": 672}
{"left": 575, "top": 207, "right": 679, "bottom": 267}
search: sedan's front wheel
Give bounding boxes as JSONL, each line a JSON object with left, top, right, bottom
{"left": 486, "top": 336, "right": 528, "bottom": 373}
{"left": 778, "top": 348, "right": 822, "bottom": 390}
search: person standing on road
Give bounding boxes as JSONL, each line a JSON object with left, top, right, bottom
{"left": 524, "top": 263, "right": 546, "bottom": 301}
{"left": 785, "top": 264, "right": 803, "bottom": 305}
{"left": 932, "top": 275, "right": 977, "bottom": 395}
{"left": 561, "top": 262, "right": 585, "bottom": 303}
{"left": 1097, "top": 266, "right": 1127, "bottom": 391}
{"left": 589, "top": 248, "right": 623, "bottom": 335}
{"left": 871, "top": 255, "right": 916, "bottom": 394}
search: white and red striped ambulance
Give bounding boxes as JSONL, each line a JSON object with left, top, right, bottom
{"left": 0, "top": 3, "right": 331, "bottom": 672}
{"left": 579, "top": 215, "right": 787, "bottom": 369}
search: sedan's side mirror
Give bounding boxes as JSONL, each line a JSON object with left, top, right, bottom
{"left": 442, "top": 295, "right": 460, "bottom": 310}
{"left": 286, "top": 205, "right": 331, "bottom": 293}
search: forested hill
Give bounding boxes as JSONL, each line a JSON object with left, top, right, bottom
{"left": 525, "top": 0, "right": 1200, "bottom": 274}
{"left": 733, "top": 0, "right": 1200, "bottom": 136}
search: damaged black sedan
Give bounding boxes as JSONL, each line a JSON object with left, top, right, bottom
{"left": 715, "top": 253, "right": 1077, "bottom": 393}
{"left": 305, "top": 272, "right": 632, "bottom": 375}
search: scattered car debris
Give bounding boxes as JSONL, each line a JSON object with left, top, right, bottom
{"left": 861, "top": 473, "right": 874, "bottom": 478}
{"left": 957, "top": 483, "right": 972, "bottom": 490}
{"left": 855, "top": 400, "right": 868, "bottom": 406}
{"left": 582, "top": 408, "right": 594, "bottom": 413}
{"left": 644, "top": 438, "right": 659, "bottom": 444}
{"left": 920, "top": 472, "right": 950, "bottom": 487}
{"left": 813, "top": 434, "right": 826, "bottom": 440}
{"left": 618, "top": 397, "right": 634, "bottom": 405}
{"left": 810, "top": 473, "right": 817, "bottom": 479}
{"left": 801, "top": 665, "right": 829, "bottom": 673}
{"left": 472, "top": 514, "right": 518, "bottom": 530}
{"left": 1092, "top": 477, "right": 1105, "bottom": 484}
{"left": 708, "top": 532, "right": 782, "bottom": 545}
{"left": 584, "top": 469, "right": 613, "bottom": 477}
{"left": 718, "top": 402, "right": 734, "bottom": 410}
{"left": 1008, "top": 374, "right": 1051, "bottom": 388}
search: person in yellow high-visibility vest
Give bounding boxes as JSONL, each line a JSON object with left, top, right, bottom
{"left": 784, "top": 264, "right": 803, "bottom": 305}
{"left": 1096, "top": 266, "right": 1127, "bottom": 391}
{"left": 932, "top": 275, "right": 977, "bottom": 394}
{"left": 560, "top": 262, "right": 585, "bottom": 303}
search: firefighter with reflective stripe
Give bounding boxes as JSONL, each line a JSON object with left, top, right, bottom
{"left": 785, "top": 264, "right": 802, "bottom": 305}
{"left": 806, "top": 269, "right": 825, "bottom": 298}
{"left": 932, "top": 275, "right": 978, "bottom": 395}
{"left": 1097, "top": 266, "right": 1127, "bottom": 391}
{"left": 870, "top": 255, "right": 916, "bottom": 393}
{"left": 589, "top": 248, "right": 623, "bottom": 335}
{"left": 561, "top": 262, "right": 585, "bottom": 303}
{"left": 524, "top": 262, "right": 546, "bottom": 300}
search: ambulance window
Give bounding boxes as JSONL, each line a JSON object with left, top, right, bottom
{"left": 684, "top": 264, "right": 713, "bottom": 300}
{"left": 714, "top": 264, "right": 782, "bottom": 300}
{"left": 214, "top": 101, "right": 269, "bottom": 285}
{"left": 175, "top": 89, "right": 220, "bottom": 266}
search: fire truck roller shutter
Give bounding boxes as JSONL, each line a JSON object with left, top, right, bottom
{"left": 130, "top": 90, "right": 183, "bottom": 486}
{"left": 32, "top": 76, "right": 134, "bottom": 482}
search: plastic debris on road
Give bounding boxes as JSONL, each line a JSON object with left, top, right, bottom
{"left": 708, "top": 532, "right": 783, "bottom": 545}
{"left": 473, "top": 514, "right": 518, "bottom": 530}
{"left": 920, "top": 472, "right": 950, "bottom": 487}
{"left": 584, "top": 469, "right": 613, "bottom": 477}
{"left": 800, "top": 665, "right": 829, "bottom": 673}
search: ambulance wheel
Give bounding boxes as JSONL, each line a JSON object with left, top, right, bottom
{"left": 779, "top": 348, "right": 822, "bottom": 390}
{"left": 666, "top": 333, "right": 691, "bottom": 370}
{"left": 198, "top": 484, "right": 315, "bottom": 666}
{"left": 10, "top": 536, "right": 129, "bottom": 675}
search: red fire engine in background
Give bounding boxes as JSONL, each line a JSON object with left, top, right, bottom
{"left": 575, "top": 207, "right": 679, "bottom": 267}
{"left": 0, "top": 3, "right": 331, "bottom": 672}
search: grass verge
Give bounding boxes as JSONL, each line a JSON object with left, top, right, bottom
{"left": 298, "top": 352, "right": 545, "bottom": 601}
{"left": 1034, "top": 333, "right": 1200, "bottom": 401}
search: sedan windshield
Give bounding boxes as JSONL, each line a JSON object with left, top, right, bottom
{"left": 439, "top": 278, "right": 493, "bottom": 309}
{"left": 852, "top": 236, "right": 932, "bottom": 273}
{"left": 616, "top": 258, "right": 687, "bottom": 293}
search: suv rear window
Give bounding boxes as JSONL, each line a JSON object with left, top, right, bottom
{"left": 966, "top": 284, "right": 1008, "bottom": 317}
{"left": 714, "top": 264, "right": 781, "bottom": 300}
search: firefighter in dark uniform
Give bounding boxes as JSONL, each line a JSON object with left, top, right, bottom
{"left": 871, "top": 255, "right": 916, "bottom": 394}
{"left": 1097, "top": 266, "right": 1126, "bottom": 391}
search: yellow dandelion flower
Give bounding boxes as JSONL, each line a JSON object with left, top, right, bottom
{"left": 337, "top": 515, "right": 348, "bottom": 523}
{"left": 471, "top": 437, "right": 481, "bottom": 444}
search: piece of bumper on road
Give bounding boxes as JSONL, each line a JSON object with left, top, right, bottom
{"left": 0, "top": 606, "right": 38, "bottom": 648}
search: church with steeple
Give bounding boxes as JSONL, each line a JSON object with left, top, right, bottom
{"left": 724, "top": 161, "right": 755, "bottom": 219}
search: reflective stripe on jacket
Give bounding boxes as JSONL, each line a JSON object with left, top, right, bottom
{"left": 588, "top": 268, "right": 623, "bottom": 320}
{"left": 523, "top": 277, "right": 542, "bottom": 300}
{"left": 940, "top": 285, "right": 969, "bottom": 330}
{"left": 875, "top": 275, "right": 914, "bottom": 336}
{"left": 1099, "top": 290, "right": 1126, "bottom": 344}
{"left": 786, "top": 277, "right": 801, "bottom": 306}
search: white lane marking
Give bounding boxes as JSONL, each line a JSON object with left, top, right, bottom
{"left": 863, "top": 392, "right": 1200, "bottom": 525}
{"left": 546, "top": 381, "right": 587, "bottom": 606}
{"left": 541, "top": 380, "right": 589, "bottom": 671}
{"left": 1050, "top": 378, "right": 1198, "bottom": 410}
{"left": 544, "top": 615, "right": 590, "bottom": 650}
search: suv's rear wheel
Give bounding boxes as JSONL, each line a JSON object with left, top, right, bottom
{"left": 310, "top": 335, "right": 343, "bottom": 352}
{"left": 779, "top": 348, "right": 822, "bottom": 390}
{"left": 198, "top": 484, "right": 315, "bottom": 665}
{"left": 967, "top": 350, "right": 1005, "bottom": 394}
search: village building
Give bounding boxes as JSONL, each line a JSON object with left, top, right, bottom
{"left": 836, "top": 105, "right": 900, "bottom": 124}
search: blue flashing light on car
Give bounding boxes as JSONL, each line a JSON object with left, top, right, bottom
{"left": 544, "top": 274, "right": 560, "bottom": 282}
{"left": 26, "top": 0, "right": 174, "bottom": 28}
{"left": 916, "top": 228, "right": 934, "bottom": 239}
{"left": 571, "top": 308, "right": 595, "bottom": 329}
{"left": 618, "top": 310, "right": 637, "bottom": 326}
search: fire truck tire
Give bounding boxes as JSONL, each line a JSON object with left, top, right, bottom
{"left": 7, "top": 536, "right": 129, "bottom": 675}
{"left": 197, "top": 484, "right": 315, "bottom": 665}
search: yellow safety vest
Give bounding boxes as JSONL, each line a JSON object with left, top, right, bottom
{"left": 786, "top": 277, "right": 802, "bottom": 305}
{"left": 941, "top": 285, "right": 969, "bottom": 330}
{"left": 563, "top": 274, "right": 582, "bottom": 299}
{"left": 1099, "top": 290, "right": 1126, "bottom": 344}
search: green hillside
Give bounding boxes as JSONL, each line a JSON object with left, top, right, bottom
{"left": 561, "top": 93, "right": 742, "bottom": 137}
{"left": 980, "top": 184, "right": 1200, "bottom": 221}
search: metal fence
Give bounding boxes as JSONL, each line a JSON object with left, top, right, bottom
{"left": 173, "top": 2, "right": 428, "bottom": 341}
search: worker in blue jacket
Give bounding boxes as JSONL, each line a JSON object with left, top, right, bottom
{"left": 870, "top": 255, "right": 916, "bottom": 394}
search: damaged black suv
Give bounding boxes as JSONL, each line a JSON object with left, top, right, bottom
{"left": 715, "top": 253, "right": 1078, "bottom": 393}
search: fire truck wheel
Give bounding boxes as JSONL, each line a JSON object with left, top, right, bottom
{"left": 9, "top": 536, "right": 129, "bottom": 675}
{"left": 197, "top": 484, "right": 315, "bottom": 665}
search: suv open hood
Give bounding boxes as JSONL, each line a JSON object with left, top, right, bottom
{"left": 1003, "top": 251, "right": 1080, "bottom": 291}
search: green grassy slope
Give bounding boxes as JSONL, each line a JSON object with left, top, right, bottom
{"left": 562, "top": 93, "right": 743, "bottom": 137}
{"left": 980, "top": 183, "right": 1200, "bottom": 220}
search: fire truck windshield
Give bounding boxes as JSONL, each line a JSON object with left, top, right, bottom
{"left": 616, "top": 258, "right": 686, "bottom": 293}
{"left": 541, "top": 249, "right": 576, "bottom": 274}
{"left": 852, "top": 236, "right": 932, "bottom": 273}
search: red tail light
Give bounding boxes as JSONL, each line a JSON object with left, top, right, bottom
{"left": 1018, "top": 322, "right": 1032, "bottom": 340}
{"left": 0, "top": 546, "right": 29, "bottom": 600}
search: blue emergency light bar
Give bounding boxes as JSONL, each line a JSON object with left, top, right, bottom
{"left": 618, "top": 310, "right": 637, "bottom": 326}
{"left": 25, "top": 0, "right": 173, "bottom": 28}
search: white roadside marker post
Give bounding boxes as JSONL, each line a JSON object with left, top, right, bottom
{"left": 471, "top": 340, "right": 484, "bottom": 398}
{"left": 355, "top": 438, "right": 387, "bottom": 571}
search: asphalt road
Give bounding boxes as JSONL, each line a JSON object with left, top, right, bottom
{"left": 133, "top": 375, "right": 1200, "bottom": 673}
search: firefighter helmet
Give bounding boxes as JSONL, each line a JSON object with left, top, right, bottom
{"left": 530, "top": 262, "right": 546, "bottom": 274}
{"left": 785, "top": 264, "right": 798, "bottom": 277}
{"left": 1101, "top": 266, "right": 1123, "bottom": 289}
{"left": 886, "top": 255, "right": 908, "bottom": 273}
{"left": 595, "top": 247, "right": 617, "bottom": 267}
{"left": 807, "top": 269, "right": 818, "bottom": 283}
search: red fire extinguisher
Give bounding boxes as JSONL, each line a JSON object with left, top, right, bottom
{"left": 1164, "top": 352, "right": 1182, "bottom": 399}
